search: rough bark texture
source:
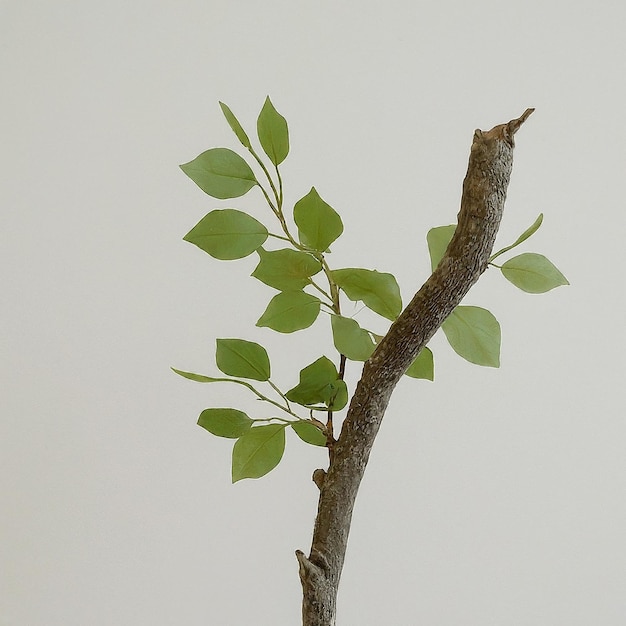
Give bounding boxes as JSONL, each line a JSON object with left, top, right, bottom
{"left": 297, "top": 109, "right": 534, "bottom": 626}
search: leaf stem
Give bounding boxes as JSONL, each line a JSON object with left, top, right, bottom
{"left": 319, "top": 256, "right": 341, "bottom": 315}
{"left": 251, "top": 416, "right": 293, "bottom": 425}
{"left": 275, "top": 163, "right": 284, "bottom": 209}
{"left": 203, "top": 376, "right": 301, "bottom": 419}
{"left": 267, "top": 232, "right": 293, "bottom": 243}
{"left": 256, "top": 180, "right": 280, "bottom": 216}
{"left": 248, "top": 146, "right": 280, "bottom": 207}
{"left": 309, "top": 279, "right": 334, "bottom": 305}
{"left": 268, "top": 379, "right": 292, "bottom": 410}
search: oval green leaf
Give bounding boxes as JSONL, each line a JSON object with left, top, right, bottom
{"left": 291, "top": 421, "right": 327, "bottom": 447}
{"left": 252, "top": 248, "right": 322, "bottom": 291}
{"left": 256, "top": 291, "right": 321, "bottom": 333}
{"left": 405, "top": 347, "right": 434, "bottom": 380}
{"left": 286, "top": 356, "right": 339, "bottom": 406}
{"left": 198, "top": 408, "right": 253, "bottom": 438}
{"left": 215, "top": 338, "right": 271, "bottom": 381}
{"left": 501, "top": 253, "right": 569, "bottom": 293}
{"left": 183, "top": 209, "right": 268, "bottom": 260}
{"left": 427, "top": 225, "right": 456, "bottom": 271}
{"left": 232, "top": 424, "right": 286, "bottom": 482}
{"left": 219, "top": 101, "right": 252, "bottom": 149}
{"left": 293, "top": 187, "right": 343, "bottom": 252}
{"left": 442, "top": 306, "right": 501, "bottom": 367}
{"left": 331, "top": 315, "right": 376, "bottom": 361}
{"left": 257, "top": 96, "right": 289, "bottom": 166}
{"left": 332, "top": 268, "right": 402, "bottom": 321}
{"left": 180, "top": 148, "right": 257, "bottom": 199}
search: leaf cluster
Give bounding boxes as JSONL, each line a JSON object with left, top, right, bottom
{"left": 176, "top": 99, "right": 569, "bottom": 481}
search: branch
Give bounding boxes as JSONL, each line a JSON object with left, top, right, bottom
{"left": 297, "top": 109, "right": 534, "bottom": 626}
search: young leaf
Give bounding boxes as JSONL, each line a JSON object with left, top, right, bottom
{"left": 184, "top": 209, "right": 268, "bottom": 260}
{"left": 286, "top": 356, "right": 339, "bottom": 406}
{"left": 198, "top": 408, "right": 252, "bottom": 438}
{"left": 405, "top": 347, "right": 434, "bottom": 380}
{"left": 215, "top": 338, "right": 271, "bottom": 381}
{"left": 232, "top": 424, "right": 286, "bottom": 482}
{"left": 427, "top": 225, "right": 456, "bottom": 271}
{"left": 442, "top": 306, "right": 501, "bottom": 367}
{"left": 501, "top": 253, "right": 569, "bottom": 293}
{"left": 256, "top": 291, "right": 321, "bottom": 333}
{"left": 180, "top": 148, "right": 257, "bottom": 199}
{"left": 293, "top": 188, "right": 343, "bottom": 252}
{"left": 291, "top": 421, "right": 327, "bottom": 447}
{"left": 171, "top": 368, "right": 221, "bottom": 383}
{"left": 490, "top": 214, "right": 544, "bottom": 262}
{"left": 332, "top": 268, "right": 402, "bottom": 321}
{"left": 251, "top": 248, "right": 322, "bottom": 291}
{"left": 219, "top": 102, "right": 252, "bottom": 149}
{"left": 257, "top": 96, "right": 289, "bottom": 166}
{"left": 331, "top": 315, "right": 376, "bottom": 361}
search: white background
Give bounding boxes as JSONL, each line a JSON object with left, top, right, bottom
{"left": 2, "top": 1, "right": 625, "bottom": 624}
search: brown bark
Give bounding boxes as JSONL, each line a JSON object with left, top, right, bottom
{"left": 296, "top": 109, "right": 535, "bottom": 626}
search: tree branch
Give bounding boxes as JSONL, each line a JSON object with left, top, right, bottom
{"left": 297, "top": 109, "right": 534, "bottom": 626}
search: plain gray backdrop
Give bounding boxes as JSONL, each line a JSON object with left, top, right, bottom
{"left": 2, "top": 1, "right": 625, "bottom": 624}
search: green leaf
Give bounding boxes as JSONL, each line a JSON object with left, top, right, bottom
{"left": 232, "top": 424, "right": 286, "bottom": 482}
{"left": 490, "top": 214, "right": 544, "bottom": 262}
{"left": 331, "top": 315, "right": 376, "bottom": 361}
{"left": 442, "top": 306, "right": 501, "bottom": 367}
{"left": 180, "top": 148, "right": 257, "bottom": 199}
{"left": 256, "top": 291, "right": 321, "bottom": 333}
{"left": 184, "top": 209, "right": 268, "bottom": 260}
{"left": 198, "top": 408, "right": 252, "bottom": 438}
{"left": 326, "top": 380, "right": 348, "bottom": 411}
{"left": 405, "top": 347, "right": 434, "bottom": 380}
{"left": 427, "top": 225, "right": 456, "bottom": 271}
{"left": 252, "top": 248, "right": 322, "bottom": 291}
{"left": 293, "top": 188, "right": 344, "bottom": 252}
{"left": 291, "top": 421, "right": 327, "bottom": 447}
{"left": 286, "top": 356, "right": 339, "bottom": 406}
{"left": 171, "top": 368, "right": 221, "bottom": 383}
{"left": 219, "top": 101, "right": 252, "bottom": 149}
{"left": 215, "top": 338, "right": 271, "bottom": 381}
{"left": 500, "top": 253, "right": 569, "bottom": 293}
{"left": 332, "top": 268, "right": 402, "bottom": 321}
{"left": 257, "top": 96, "right": 289, "bottom": 166}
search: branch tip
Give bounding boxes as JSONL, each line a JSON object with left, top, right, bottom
{"left": 508, "top": 107, "right": 535, "bottom": 135}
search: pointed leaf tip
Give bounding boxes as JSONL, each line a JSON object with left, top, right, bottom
{"left": 442, "top": 306, "right": 501, "bottom": 368}
{"left": 180, "top": 148, "right": 257, "bottom": 199}
{"left": 215, "top": 338, "right": 271, "bottom": 381}
{"left": 293, "top": 188, "right": 343, "bottom": 252}
{"left": 256, "top": 291, "right": 321, "bottom": 333}
{"left": 331, "top": 315, "right": 375, "bottom": 361}
{"left": 501, "top": 253, "right": 569, "bottom": 293}
{"left": 332, "top": 268, "right": 402, "bottom": 321}
{"left": 257, "top": 96, "right": 289, "bottom": 165}
{"left": 405, "top": 347, "right": 434, "bottom": 380}
{"left": 198, "top": 408, "right": 253, "bottom": 438}
{"left": 184, "top": 209, "right": 268, "bottom": 260}
{"left": 232, "top": 424, "right": 286, "bottom": 482}
{"left": 219, "top": 101, "right": 252, "bottom": 149}
{"left": 427, "top": 225, "right": 456, "bottom": 271}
